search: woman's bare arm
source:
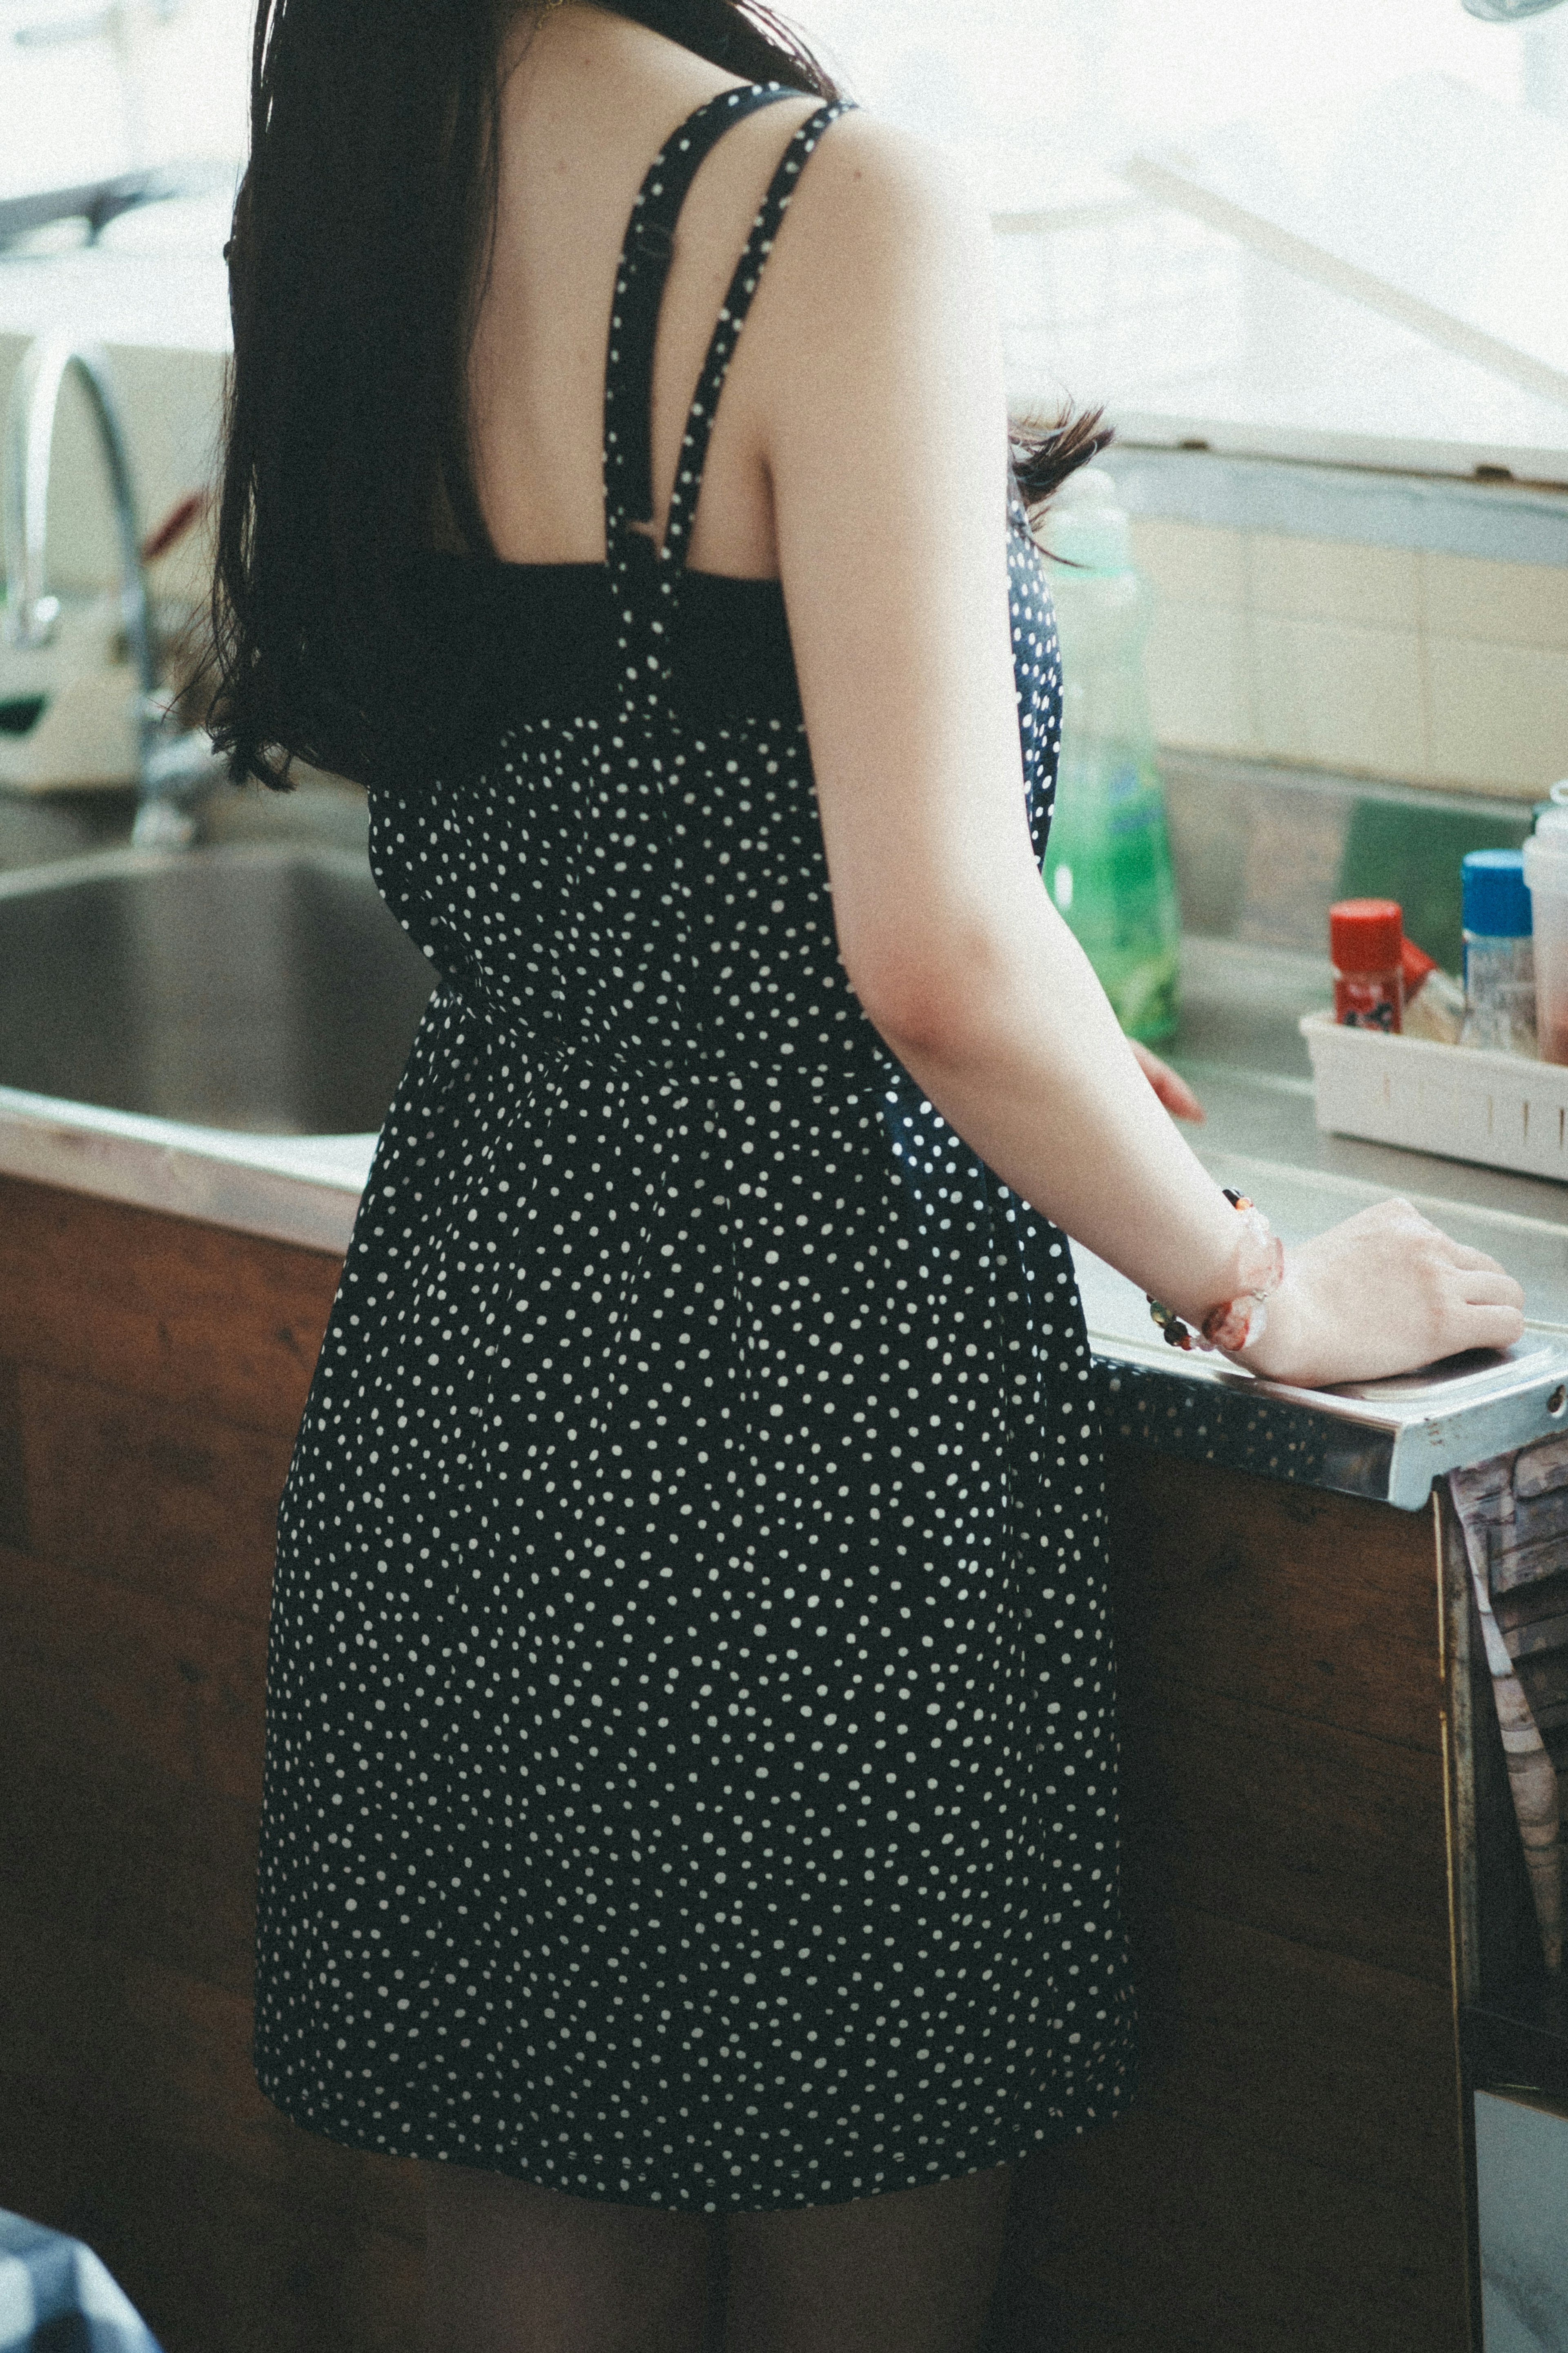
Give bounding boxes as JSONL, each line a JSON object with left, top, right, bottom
{"left": 747, "top": 118, "right": 1522, "bottom": 1387}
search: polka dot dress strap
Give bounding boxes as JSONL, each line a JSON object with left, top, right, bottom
{"left": 655, "top": 99, "right": 857, "bottom": 588}
{"left": 603, "top": 84, "right": 798, "bottom": 553}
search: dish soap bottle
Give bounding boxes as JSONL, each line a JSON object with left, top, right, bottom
{"left": 1040, "top": 466, "right": 1181, "bottom": 1044}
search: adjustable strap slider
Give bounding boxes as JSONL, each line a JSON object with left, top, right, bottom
{"left": 631, "top": 221, "right": 675, "bottom": 261}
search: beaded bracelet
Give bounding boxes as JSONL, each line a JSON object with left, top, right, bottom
{"left": 1147, "top": 1189, "right": 1285, "bottom": 1356}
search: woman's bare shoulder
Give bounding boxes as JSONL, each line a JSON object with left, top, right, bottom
{"left": 754, "top": 107, "right": 997, "bottom": 371}
{"left": 748, "top": 107, "right": 999, "bottom": 430}
{"left": 785, "top": 108, "right": 989, "bottom": 249}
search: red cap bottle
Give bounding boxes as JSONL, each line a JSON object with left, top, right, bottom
{"left": 1330, "top": 899, "right": 1404, "bottom": 1033}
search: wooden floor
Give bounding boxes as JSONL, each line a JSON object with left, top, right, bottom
{"left": 0, "top": 1173, "right": 1471, "bottom": 2352}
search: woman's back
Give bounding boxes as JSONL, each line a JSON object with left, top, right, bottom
{"left": 468, "top": 9, "right": 817, "bottom": 577}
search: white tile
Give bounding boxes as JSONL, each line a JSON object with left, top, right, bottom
{"left": 1143, "top": 596, "right": 1255, "bottom": 755}
{"left": 1423, "top": 552, "right": 1568, "bottom": 652}
{"left": 1250, "top": 532, "right": 1420, "bottom": 629}
{"left": 1128, "top": 518, "right": 1248, "bottom": 607}
{"left": 1425, "top": 637, "right": 1568, "bottom": 793}
{"left": 1252, "top": 613, "right": 1425, "bottom": 777}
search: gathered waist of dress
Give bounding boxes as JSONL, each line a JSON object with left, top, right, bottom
{"left": 434, "top": 974, "right": 881, "bottom": 1110}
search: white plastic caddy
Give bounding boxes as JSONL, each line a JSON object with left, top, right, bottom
{"left": 1301, "top": 1010, "right": 1568, "bottom": 1184}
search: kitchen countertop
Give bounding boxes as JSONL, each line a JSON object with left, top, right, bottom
{"left": 1071, "top": 937, "right": 1568, "bottom": 1505}
{"left": 1074, "top": 1127, "right": 1568, "bottom": 1511}
{"left": 4, "top": 910, "right": 1567, "bottom": 1506}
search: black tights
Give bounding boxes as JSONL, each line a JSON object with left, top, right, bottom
{"left": 421, "top": 2159, "right": 1013, "bottom": 2353}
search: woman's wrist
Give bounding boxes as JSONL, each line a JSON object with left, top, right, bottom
{"left": 1147, "top": 1191, "right": 1284, "bottom": 1358}
{"left": 1224, "top": 1265, "right": 1316, "bottom": 1382}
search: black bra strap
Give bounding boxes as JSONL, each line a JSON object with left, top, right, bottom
{"left": 604, "top": 85, "right": 797, "bottom": 538}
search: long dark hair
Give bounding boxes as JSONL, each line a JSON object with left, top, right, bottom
{"left": 208, "top": 0, "right": 1108, "bottom": 792}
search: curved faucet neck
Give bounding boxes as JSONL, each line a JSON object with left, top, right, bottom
{"left": 2, "top": 336, "right": 156, "bottom": 702}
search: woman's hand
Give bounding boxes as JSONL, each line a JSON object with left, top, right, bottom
{"left": 1239, "top": 1198, "right": 1526, "bottom": 1389}
{"left": 1130, "top": 1042, "right": 1203, "bottom": 1124}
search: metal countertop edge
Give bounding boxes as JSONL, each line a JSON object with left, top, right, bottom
{"left": 1092, "top": 1341, "right": 1568, "bottom": 1510}
{"left": 0, "top": 1091, "right": 366, "bottom": 1256}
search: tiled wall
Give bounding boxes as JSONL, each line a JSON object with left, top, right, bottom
{"left": 1128, "top": 517, "right": 1568, "bottom": 802}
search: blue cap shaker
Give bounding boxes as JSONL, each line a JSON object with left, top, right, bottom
{"left": 1463, "top": 848, "right": 1532, "bottom": 938}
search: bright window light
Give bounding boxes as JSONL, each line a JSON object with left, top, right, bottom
{"left": 3, "top": 0, "right": 1566, "bottom": 466}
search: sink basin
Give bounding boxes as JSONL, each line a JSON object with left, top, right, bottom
{"left": 0, "top": 843, "right": 435, "bottom": 1135}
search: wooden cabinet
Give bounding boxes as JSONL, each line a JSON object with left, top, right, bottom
{"left": 0, "top": 1175, "right": 417, "bottom": 2353}
{"left": 0, "top": 1173, "right": 1478, "bottom": 2352}
{"left": 998, "top": 1453, "right": 1472, "bottom": 2353}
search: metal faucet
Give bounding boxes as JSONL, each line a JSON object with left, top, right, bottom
{"left": 2, "top": 335, "right": 217, "bottom": 847}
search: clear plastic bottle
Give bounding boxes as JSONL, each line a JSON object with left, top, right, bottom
{"left": 1523, "top": 804, "right": 1568, "bottom": 1063}
{"left": 1039, "top": 468, "right": 1181, "bottom": 1044}
{"left": 1461, "top": 849, "right": 1536, "bottom": 1057}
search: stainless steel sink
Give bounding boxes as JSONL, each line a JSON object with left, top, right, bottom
{"left": 0, "top": 842, "right": 435, "bottom": 1136}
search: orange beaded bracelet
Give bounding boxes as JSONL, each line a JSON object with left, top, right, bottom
{"left": 1147, "top": 1189, "right": 1285, "bottom": 1357}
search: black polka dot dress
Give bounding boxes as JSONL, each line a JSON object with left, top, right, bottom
{"left": 254, "top": 85, "right": 1136, "bottom": 2213}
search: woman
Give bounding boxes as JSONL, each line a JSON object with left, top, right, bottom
{"left": 211, "top": 3, "right": 1525, "bottom": 2347}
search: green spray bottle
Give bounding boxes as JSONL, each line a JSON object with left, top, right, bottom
{"left": 1040, "top": 467, "right": 1181, "bottom": 1044}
